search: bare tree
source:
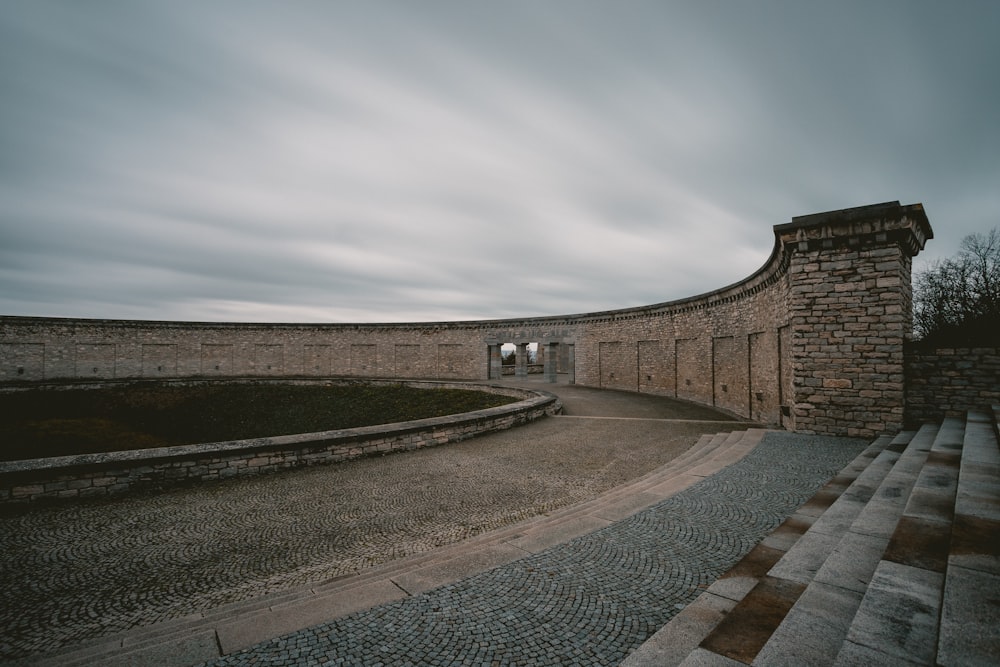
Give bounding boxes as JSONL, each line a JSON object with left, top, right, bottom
{"left": 913, "top": 228, "right": 1000, "bottom": 345}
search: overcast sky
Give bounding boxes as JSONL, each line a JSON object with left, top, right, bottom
{"left": 1, "top": 1, "right": 997, "bottom": 323}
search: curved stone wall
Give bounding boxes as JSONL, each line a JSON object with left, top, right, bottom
{"left": 0, "top": 379, "right": 560, "bottom": 504}
{"left": 0, "top": 201, "right": 933, "bottom": 437}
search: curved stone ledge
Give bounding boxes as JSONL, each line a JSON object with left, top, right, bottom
{"left": 0, "top": 379, "right": 561, "bottom": 505}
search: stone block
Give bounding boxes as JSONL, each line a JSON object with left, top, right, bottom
{"left": 844, "top": 560, "right": 942, "bottom": 665}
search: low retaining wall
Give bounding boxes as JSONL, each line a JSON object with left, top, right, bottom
{"left": 0, "top": 379, "right": 561, "bottom": 505}
{"left": 905, "top": 346, "right": 1000, "bottom": 424}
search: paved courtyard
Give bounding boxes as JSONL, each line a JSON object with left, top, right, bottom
{"left": 203, "top": 431, "right": 865, "bottom": 666}
{"left": 1, "top": 380, "right": 744, "bottom": 662}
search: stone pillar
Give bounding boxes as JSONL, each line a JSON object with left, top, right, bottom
{"left": 775, "top": 201, "right": 932, "bottom": 438}
{"left": 515, "top": 343, "right": 528, "bottom": 378}
{"left": 543, "top": 342, "right": 558, "bottom": 383}
{"left": 488, "top": 344, "right": 502, "bottom": 380}
{"left": 558, "top": 344, "right": 570, "bottom": 374}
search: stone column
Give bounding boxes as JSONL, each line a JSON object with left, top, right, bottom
{"left": 488, "top": 344, "right": 502, "bottom": 380}
{"left": 558, "top": 344, "right": 570, "bottom": 374}
{"left": 775, "top": 201, "right": 932, "bottom": 438}
{"left": 566, "top": 344, "right": 576, "bottom": 384}
{"left": 515, "top": 343, "right": 528, "bottom": 378}
{"left": 543, "top": 342, "right": 558, "bottom": 383}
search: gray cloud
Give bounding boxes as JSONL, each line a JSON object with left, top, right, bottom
{"left": 1, "top": 1, "right": 997, "bottom": 322}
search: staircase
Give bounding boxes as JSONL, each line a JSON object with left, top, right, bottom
{"left": 622, "top": 407, "right": 1000, "bottom": 666}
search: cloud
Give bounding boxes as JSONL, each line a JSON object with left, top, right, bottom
{"left": 1, "top": 1, "right": 998, "bottom": 322}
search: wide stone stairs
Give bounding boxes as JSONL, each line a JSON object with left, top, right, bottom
{"left": 622, "top": 407, "right": 1000, "bottom": 666}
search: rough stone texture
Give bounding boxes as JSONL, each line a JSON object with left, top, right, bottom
{"left": 905, "top": 345, "right": 1000, "bottom": 424}
{"left": 0, "top": 201, "right": 933, "bottom": 437}
{"left": 777, "top": 201, "right": 931, "bottom": 437}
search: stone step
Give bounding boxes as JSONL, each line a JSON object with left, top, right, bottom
{"left": 764, "top": 431, "right": 913, "bottom": 587}
{"left": 624, "top": 408, "right": 1000, "bottom": 667}
{"left": 620, "top": 433, "right": 894, "bottom": 666}
{"left": 831, "top": 415, "right": 967, "bottom": 665}
{"left": 761, "top": 418, "right": 957, "bottom": 667}
{"left": 935, "top": 409, "right": 1000, "bottom": 667}
{"left": 691, "top": 424, "right": 935, "bottom": 666}
{"left": 628, "top": 421, "right": 940, "bottom": 666}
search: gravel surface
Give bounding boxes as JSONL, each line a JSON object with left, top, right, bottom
{"left": 0, "top": 381, "right": 742, "bottom": 660}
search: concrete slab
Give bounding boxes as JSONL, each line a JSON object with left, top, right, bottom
{"left": 593, "top": 491, "right": 664, "bottom": 521}
{"left": 699, "top": 576, "right": 806, "bottom": 664}
{"left": 913, "top": 451, "right": 960, "bottom": 492}
{"left": 850, "top": 482, "right": 912, "bottom": 540}
{"left": 767, "top": 529, "right": 841, "bottom": 585}
{"left": 705, "top": 575, "right": 759, "bottom": 604}
{"left": 620, "top": 592, "right": 735, "bottom": 667}
{"left": 844, "top": 560, "right": 943, "bottom": 665}
{"left": 646, "top": 474, "right": 702, "bottom": 497}
{"left": 390, "top": 543, "right": 528, "bottom": 595}
{"left": 679, "top": 647, "right": 747, "bottom": 666}
{"left": 883, "top": 515, "right": 950, "bottom": 573}
{"left": 938, "top": 564, "right": 1000, "bottom": 666}
{"left": 954, "top": 461, "right": 1000, "bottom": 521}
{"left": 706, "top": 542, "right": 786, "bottom": 601}
{"left": 215, "top": 578, "right": 406, "bottom": 654}
{"left": 813, "top": 532, "right": 889, "bottom": 594}
{"left": 812, "top": 491, "right": 868, "bottom": 535}
{"left": 752, "top": 581, "right": 863, "bottom": 667}
{"left": 903, "top": 485, "right": 956, "bottom": 524}
{"left": 508, "top": 515, "right": 611, "bottom": 553}
{"left": 834, "top": 639, "right": 921, "bottom": 667}
{"left": 963, "top": 412, "right": 1000, "bottom": 465}
{"left": 796, "top": 488, "right": 846, "bottom": 518}
{"left": 100, "top": 630, "right": 219, "bottom": 667}
{"left": 758, "top": 514, "right": 813, "bottom": 552}
{"left": 721, "top": 543, "right": 786, "bottom": 581}
{"left": 949, "top": 513, "right": 1000, "bottom": 575}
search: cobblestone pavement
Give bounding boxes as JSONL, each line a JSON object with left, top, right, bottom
{"left": 201, "top": 432, "right": 866, "bottom": 667}
{"left": 0, "top": 382, "right": 737, "bottom": 661}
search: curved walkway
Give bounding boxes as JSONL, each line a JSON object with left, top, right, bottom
{"left": 1, "top": 379, "right": 866, "bottom": 666}
{"left": 199, "top": 431, "right": 865, "bottom": 667}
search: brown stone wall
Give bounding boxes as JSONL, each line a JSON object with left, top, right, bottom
{"left": 0, "top": 320, "right": 490, "bottom": 383}
{"left": 905, "top": 346, "right": 1000, "bottom": 423}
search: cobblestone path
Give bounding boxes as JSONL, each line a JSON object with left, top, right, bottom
{"left": 201, "top": 433, "right": 865, "bottom": 667}
{"left": 0, "top": 403, "right": 728, "bottom": 661}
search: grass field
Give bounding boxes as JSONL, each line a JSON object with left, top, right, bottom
{"left": 0, "top": 383, "right": 517, "bottom": 461}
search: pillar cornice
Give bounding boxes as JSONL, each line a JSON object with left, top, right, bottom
{"left": 774, "top": 201, "right": 933, "bottom": 258}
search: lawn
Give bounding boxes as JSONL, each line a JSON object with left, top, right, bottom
{"left": 0, "top": 383, "right": 517, "bottom": 461}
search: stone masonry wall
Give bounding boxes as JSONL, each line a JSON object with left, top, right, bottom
{"left": 0, "top": 201, "right": 935, "bottom": 437}
{"left": 0, "top": 321, "right": 490, "bottom": 383}
{"left": 777, "top": 203, "right": 931, "bottom": 437}
{"left": 905, "top": 346, "right": 1000, "bottom": 423}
